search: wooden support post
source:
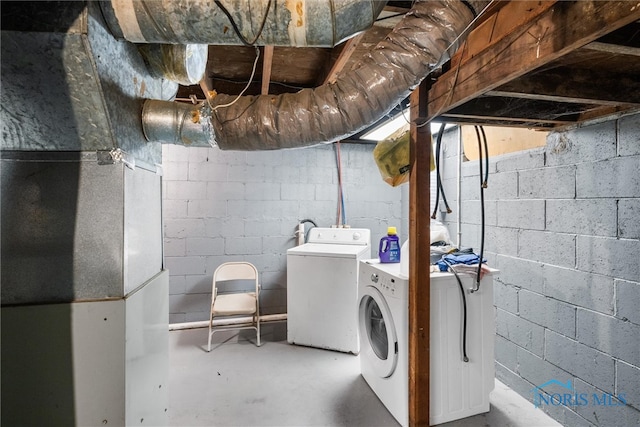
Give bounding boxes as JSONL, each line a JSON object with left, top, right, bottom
{"left": 408, "top": 79, "right": 431, "bottom": 426}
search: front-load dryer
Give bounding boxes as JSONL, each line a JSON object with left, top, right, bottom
{"left": 358, "top": 260, "right": 497, "bottom": 426}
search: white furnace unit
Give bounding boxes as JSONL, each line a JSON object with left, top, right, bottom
{"left": 287, "top": 227, "right": 371, "bottom": 354}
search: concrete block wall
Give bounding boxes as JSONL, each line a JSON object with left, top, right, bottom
{"left": 438, "top": 114, "right": 640, "bottom": 426}
{"left": 162, "top": 143, "right": 408, "bottom": 323}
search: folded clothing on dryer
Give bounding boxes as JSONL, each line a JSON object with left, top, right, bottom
{"left": 436, "top": 253, "right": 486, "bottom": 272}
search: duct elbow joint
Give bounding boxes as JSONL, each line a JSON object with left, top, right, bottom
{"left": 142, "top": 100, "right": 216, "bottom": 148}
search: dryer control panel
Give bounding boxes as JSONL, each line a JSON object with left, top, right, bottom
{"left": 369, "top": 272, "right": 398, "bottom": 297}
{"left": 307, "top": 227, "right": 370, "bottom": 246}
{"left": 361, "top": 260, "right": 408, "bottom": 300}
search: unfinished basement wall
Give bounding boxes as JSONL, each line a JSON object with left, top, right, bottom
{"left": 438, "top": 114, "right": 640, "bottom": 427}
{"left": 162, "top": 143, "right": 408, "bottom": 323}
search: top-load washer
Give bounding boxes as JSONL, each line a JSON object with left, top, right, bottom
{"left": 358, "top": 260, "right": 497, "bottom": 426}
{"left": 287, "top": 227, "right": 370, "bottom": 354}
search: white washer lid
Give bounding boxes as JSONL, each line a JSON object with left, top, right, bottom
{"left": 287, "top": 243, "right": 368, "bottom": 258}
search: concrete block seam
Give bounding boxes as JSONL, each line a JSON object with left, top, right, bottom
{"left": 574, "top": 376, "right": 629, "bottom": 409}
{"left": 614, "top": 358, "right": 619, "bottom": 396}
{"left": 616, "top": 198, "right": 619, "bottom": 238}
{"left": 576, "top": 307, "right": 640, "bottom": 363}
{"left": 613, "top": 277, "right": 618, "bottom": 318}
{"left": 615, "top": 360, "right": 640, "bottom": 408}
{"left": 542, "top": 266, "right": 615, "bottom": 309}
{"left": 544, "top": 330, "right": 617, "bottom": 393}
{"left": 575, "top": 303, "right": 578, "bottom": 344}
{"left": 519, "top": 343, "right": 574, "bottom": 380}
{"left": 573, "top": 163, "right": 577, "bottom": 201}
{"left": 615, "top": 278, "right": 640, "bottom": 327}
{"left": 493, "top": 147, "right": 546, "bottom": 173}
{"left": 517, "top": 230, "right": 577, "bottom": 269}
{"left": 616, "top": 117, "right": 620, "bottom": 158}
{"left": 574, "top": 232, "right": 577, "bottom": 269}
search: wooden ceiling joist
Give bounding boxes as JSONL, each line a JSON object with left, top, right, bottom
{"left": 261, "top": 45, "right": 274, "bottom": 95}
{"left": 179, "top": 1, "right": 639, "bottom": 135}
{"left": 322, "top": 33, "right": 365, "bottom": 85}
{"left": 489, "top": 67, "right": 640, "bottom": 106}
{"left": 583, "top": 41, "right": 640, "bottom": 57}
{"left": 428, "top": 1, "right": 640, "bottom": 128}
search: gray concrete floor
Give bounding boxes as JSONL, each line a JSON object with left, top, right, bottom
{"left": 169, "top": 323, "right": 562, "bottom": 426}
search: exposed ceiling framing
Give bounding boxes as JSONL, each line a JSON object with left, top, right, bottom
{"left": 177, "top": 1, "right": 640, "bottom": 139}
{"left": 427, "top": 0, "right": 640, "bottom": 129}
{"left": 177, "top": 2, "right": 409, "bottom": 100}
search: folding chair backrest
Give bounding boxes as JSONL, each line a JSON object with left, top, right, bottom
{"left": 213, "top": 262, "right": 258, "bottom": 292}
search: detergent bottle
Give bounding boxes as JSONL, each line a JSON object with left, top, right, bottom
{"left": 379, "top": 227, "right": 400, "bottom": 263}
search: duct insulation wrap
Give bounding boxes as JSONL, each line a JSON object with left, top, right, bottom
{"left": 137, "top": 44, "right": 208, "bottom": 86}
{"left": 103, "top": 0, "right": 385, "bottom": 47}
{"left": 142, "top": 0, "right": 488, "bottom": 150}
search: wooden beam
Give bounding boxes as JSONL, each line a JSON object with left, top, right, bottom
{"left": 428, "top": 1, "right": 640, "bottom": 121}
{"left": 261, "top": 45, "right": 274, "bottom": 95}
{"left": 488, "top": 67, "right": 640, "bottom": 105}
{"left": 450, "top": 1, "right": 556, "bottom": 69}
{"left": 439, "top": 117, "right": 556, "bottom": 129}
{"left": 199, "top": 77, "right": 215, "bottom": 102}
{"left": 408, "top": 79, "right": 431, "bottom": 427}
{"left": 576, "top": 105, "right": 640, "bottom": 124}
{"left": 442, "top": 113, "right": 574, "bottom": 125}
{"left": 446, "top": 96, "right": 586, "bottom": 123}
{"left": 582, "top": 41, "right": 640, "bottom": 57}
{"left": 322, "top": 33, "right": 365, "bottom": 84}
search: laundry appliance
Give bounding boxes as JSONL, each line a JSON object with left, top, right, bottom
{"left": 287, "top": 227, "right": 370, "bottom": 354}
{"left": 358, "top": 260, "right": 496, "bottom": 426}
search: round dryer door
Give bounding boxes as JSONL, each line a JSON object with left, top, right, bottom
{"left": 359, "top": 286, "right": 398, "bottom": 378}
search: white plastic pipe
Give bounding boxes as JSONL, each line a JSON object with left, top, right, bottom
{"left": 169, "top": 313, "right": 287, "bottom": 331}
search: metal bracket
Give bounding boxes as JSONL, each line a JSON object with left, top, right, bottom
{"left": 96, "top": 149, "right": 136, "bottom": 170}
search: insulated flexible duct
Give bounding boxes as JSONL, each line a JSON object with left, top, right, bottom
{"left": 141, "top": 0, "right": 489, "bottom": 150}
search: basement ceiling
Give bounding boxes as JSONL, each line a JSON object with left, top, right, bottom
{"left": 177, "top": 2, "right": 412, "bottom": 99}
{"left": 177, "top": 1, "right": 640, "bottom": 139}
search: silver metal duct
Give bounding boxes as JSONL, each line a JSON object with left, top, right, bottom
{"left": 137, "top": 44, "right": 209, "bottom": 86}
{"left": 142, "top": 0, "right": 488, "bottom": 150}
{"left": 0, "top": 1, "right": 173, "bottom": 165}
{"left": 102, "top": 0, "right": 385, "bottom": 47}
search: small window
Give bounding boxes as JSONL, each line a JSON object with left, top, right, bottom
{"left": 461, "top": 125, "right": 547, "bottom": 160}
